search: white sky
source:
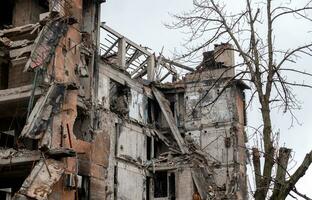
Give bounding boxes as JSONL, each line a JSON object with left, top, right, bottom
{"left": 101, "top": 1, "right": 312, "bottom": 199}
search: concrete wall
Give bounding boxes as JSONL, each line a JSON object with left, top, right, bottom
{"left": 116, "top": 162, "right": 146, "bottom": 200}
{"left": 175, "top": 168, "right": 194, "bottom": 200}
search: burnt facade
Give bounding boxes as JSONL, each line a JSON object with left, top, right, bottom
{"left": 0, "top": 1, "right": 248, "bottom": 200}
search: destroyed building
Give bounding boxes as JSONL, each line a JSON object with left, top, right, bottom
{"left": 0, "top": 1, "right": 248, "bottom": 200}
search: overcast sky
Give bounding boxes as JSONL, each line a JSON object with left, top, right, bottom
{"left": 101, "top": 1, "right": 312, "bottom": 199}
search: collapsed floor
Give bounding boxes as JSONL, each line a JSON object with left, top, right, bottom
{"left": 0, "top": 1, "right": 248, "bottom": 200}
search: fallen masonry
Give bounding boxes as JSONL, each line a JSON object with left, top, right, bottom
{"left": 0, "top": 1, "right": 249, "bottom": 200}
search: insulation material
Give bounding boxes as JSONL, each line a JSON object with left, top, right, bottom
{"left": 129, "top": 89, "right": 148, "bottom": 123}
{"left": 16, "top": 159, "right": 65, "bottom": 200}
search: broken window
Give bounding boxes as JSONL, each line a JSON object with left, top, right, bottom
{"left": 154, "top": 171, "right": 176, "bottom": 199}
{"left": 154, "top": 171, "right": 168, "bottom": 198}
{"left": 147, "top": 136, "right": 154, "bottom": 160}
{"left": 0, "top": 0, "right": 14, "bottom": 28}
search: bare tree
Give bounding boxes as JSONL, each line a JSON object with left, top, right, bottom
{"left": 166, "top": 0, "right": 312, "bottom": 199}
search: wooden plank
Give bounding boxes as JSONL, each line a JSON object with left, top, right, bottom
{"left": 152, "top": 86, "right": 188, "bottom": 154}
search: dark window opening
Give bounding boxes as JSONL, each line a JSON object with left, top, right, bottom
{"left": 147, "top": 136, "right": 152, "bottom": 160}
{"left": 146, "top": 177, "right": 150, "bottom": 200}
{"left": 170, "top": 102, "right": 175, "bottom": 116}
{"left": 73, "top": 107, "right": 93, "bottom": 142}
{"left": 0, "top": 0, "right": 14, "bottom": 28}
{"left": 154, "top": 103, "right": 161, "bottom": 129}
{"left": 147, "top": 99, "right": 154, "bottom": 124}
{"left": 169, "top": 173, "right": 176, "bottom": 200}
{"left": 114, "top": 166, "right": 118, "bottom": 200}
{"left": 77, "top": 175, "right": 90, "bottom": 200}
{"left": 0, "top": 116, "right": 27, "bottom": 149}
{"left": 0, "top": 189, "right": 10, "bottom": 200}
{"left": 0, "top": 62, "right": 9, "bottom": 90}
{"left": 38, "top": 0, "right": 49, "bottom": 10}
{"left": 0, "top": 131, "right": 15, "bottom": 148}
{"left": 154, "top": 139, "right": 169, "bottom": 158}
{"left": 154, "top": 172, "right": 168, "bottom": 198}
{"left": 0, "top": 164, "right": 33, "bottom": 196}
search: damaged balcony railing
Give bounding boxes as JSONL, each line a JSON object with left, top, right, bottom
{"left": 99, "top": 23, "right": 194, "bottom": 82}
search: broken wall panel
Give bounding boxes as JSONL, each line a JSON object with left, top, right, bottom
{"left": 200, "top": 126, "right": 235, "bottom": 164}
{"left": 129, "top": 89, "right": 148, "bottom": 124}
{"left": 117, "top": 123, "right": 147, "bottom": 164}
{"left": 116, "top": 162, "right": 146, "bottom": 200}
{"left": 175, "top": 168, "right": 194, "bottom": 200}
